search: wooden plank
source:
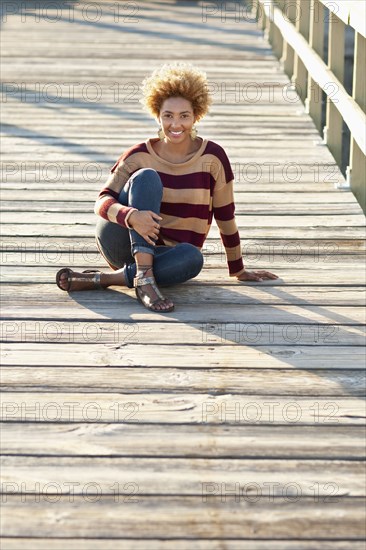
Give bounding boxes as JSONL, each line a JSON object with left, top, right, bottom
{"left": 2, "top": 343, "right": 366, "bottom": 369}
{"left": 2, "top": 265, "right": 366, "bottom": 286}
{"left": 2, "top": 301, "right": 364, "bottom": 324}
{"left": 1, "top": 366, "right": 364, "bottom": 396}
{"left": 1, "top": 423, "right": 364, "bottom": 458}
{"left": 2, "top": 456, "right": 363, "bottom": 496}
{"left": 1, "top": 321, "right": 363, "bottom": 346}
{"left": 1, "top": 496, "right": 365, "bottom": 539}
{"left": 2, "top": 281, "right": 366, "bottom": 306}
{"left": 1, "top": 540, "right": 364, "bottom": 550}
{"left": 1, "top": 392, "right": 364, "bottom": 425}
{"left": 1, "top": 283, "right": 365, "bottom": 306}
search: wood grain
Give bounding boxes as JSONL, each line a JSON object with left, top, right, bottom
{"left": 1, "top": 0, "right": 365, "bottom": 545}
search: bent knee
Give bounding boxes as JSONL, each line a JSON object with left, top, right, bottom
{"left": 177, "top": 243, "right": 204, "bottom": 276}
{"left": 132, "top": 168, "right": 162, "bottom": 187}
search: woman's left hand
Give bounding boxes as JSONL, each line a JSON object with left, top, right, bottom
{"left": 237, "top": 269, "right": 279, "bottom": 282}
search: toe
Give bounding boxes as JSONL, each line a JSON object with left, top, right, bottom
{"left": 59, "top": 273, "right": 68, "bottom": 289}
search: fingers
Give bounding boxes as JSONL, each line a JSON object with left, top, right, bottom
{"left": 150, "top": 212, "right": 162, "bottom": 222}
{"left": 144, "top": 234, "right": 157, "bottom": 246}
{"left": 257, "top": 271, "right": 279, "bottom": 280}
{"left": 254, "top": 271, "right": 279, "bottom": 281}
{"left": 238, "top": 270, "right": 279, "bottom": 282}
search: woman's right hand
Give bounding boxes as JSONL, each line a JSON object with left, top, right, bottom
{"left": 128, "top": 210, "right": 162, "bottom": 246}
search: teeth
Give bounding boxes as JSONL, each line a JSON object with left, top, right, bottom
{"left": 171, "top": 131, "right": 183, "bottom": 135}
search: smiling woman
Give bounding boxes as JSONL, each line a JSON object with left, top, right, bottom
{"left": 56, "top": 63, "right": 278, "bottom": 312}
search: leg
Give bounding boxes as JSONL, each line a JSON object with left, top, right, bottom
{"left": 123, "top": 243, "right": 204, "bottom": 288}
{"left": 57, "top": 218, "right": 132, "bottom": 291}
{"left": 56, "top": 168, "right": 171, "bottom": 310}
{"left": 119, "top": 168, "right": 174, "bottom": 312}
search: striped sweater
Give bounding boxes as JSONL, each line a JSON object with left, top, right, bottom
{"left": 95, "top": 138, "right": 245, "bottom": 276}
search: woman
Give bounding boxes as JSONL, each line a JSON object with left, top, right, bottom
{"left": 56, "top": 63, "right": 278, "bottom": 312}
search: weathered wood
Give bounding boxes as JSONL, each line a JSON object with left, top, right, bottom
{"left": 2, "top": 301, "right": 364, "bottom": 324}
{"left": 1, "top": 540, "right": 364, "bottom": 550}
{"left": 1, "top": 392, "right": 364, "bottom": 425}
{"left": 2, "top": 456, "right": 363, "bottom": 495}
{"left": 2, "top": 423, "right": 364, "bottom": 458}
{"left": 1, "top": 365, "right": 364, "bottom": 396}
{"left": 1, "top": 322, "right": 364, "bottom": 346}
{"left": 2, "top": 342, "right": 366, "bottom": 369}
{"left": 1, "top": 496, "right": 365, "bottom": 539}
{"left": 2, "top": 0, "right": 365, "bottom": 544}
{"left": 1, "top": 283, "right": 365, "bottom": 306}
{"left": 2, "top": 266, "right": 366, "bottom": 287}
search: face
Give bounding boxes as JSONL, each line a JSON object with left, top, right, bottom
{"left": 158, "top": 97, "right": 195, "bottom": 144}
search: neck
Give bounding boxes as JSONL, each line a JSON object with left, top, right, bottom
{"left": 162, "top": 138, "right": 193, "bottom": 157}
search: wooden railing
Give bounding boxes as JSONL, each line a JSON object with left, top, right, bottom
{"left": 252, "top": 0, "right": 366, "bottom": 213}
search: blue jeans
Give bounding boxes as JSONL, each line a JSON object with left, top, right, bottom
{"left": 95, "top": 168, "right": 204, "bottom": 288}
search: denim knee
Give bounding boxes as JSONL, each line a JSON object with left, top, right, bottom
{"left": 177, "top": 243, "right": 204, "bottom": 278}
{"left": 130, "top": 168, "right": 163, "bottom": 192}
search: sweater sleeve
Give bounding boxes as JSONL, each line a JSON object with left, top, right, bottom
{"left": 211, "top": 150, "right": 245, "bottom": 277}
{"left": 94, "top": 157, "right": 136, "bottom": 228}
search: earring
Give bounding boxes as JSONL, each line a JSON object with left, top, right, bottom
{"left": 190, "top": 126, "right": 197, "bottom": 140}
{"left": 157, "top": 127, "right": 165, "bottom": 141}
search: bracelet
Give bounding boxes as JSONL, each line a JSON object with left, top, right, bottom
{"left": 125, "top": 208, "right": 137, "bottom": 229}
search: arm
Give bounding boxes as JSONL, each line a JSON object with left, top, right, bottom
{"left": 94, "top": 164, "right": 137, "bottom": 228}
{"left": 212, "top": 179, "right": 246, "bottom": 277}
{"left": 213, "top": 184, "right": 278, "bottom": 281}
{"left": 94, "top": 161, "right": 162, "bottom": 245}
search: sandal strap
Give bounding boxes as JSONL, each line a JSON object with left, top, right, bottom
{"left": 93, "top": 273, "right": 102, "bottom": 289}
{"left": 133, "top": 275, "right": 164, "bottom": 302}
{"left": 133, "top": 275, "right": 156, "bottom": 287}
{"left": 69, "top": 273, "right": 102, "bottom": 289}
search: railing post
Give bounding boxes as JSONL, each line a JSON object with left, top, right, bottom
{"left": 305, "top": 0, "right": 325, "bottom": 132}
{"left": 271, "top": 0, "right": 284, "bottom": 58}
{"left": 292, "top": 0, "right": 310, "bottom": 103}
{"left": 280, "top": 0, "right": 296, "bottom": 78}
{"left": 323, "top": 9, "right": 345, "bottom": 167}
{"left": 255, "top": 0, "right": 266, "bottom": 30}
{"left": 346, "top": 32, "right": 366, "bottom": 210}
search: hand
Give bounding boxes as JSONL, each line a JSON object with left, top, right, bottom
{"left": 128, "top": 210, "right": 162, "bottom": 246}
{"left": 237, "top": 269, "right": 279, "bottom": 282}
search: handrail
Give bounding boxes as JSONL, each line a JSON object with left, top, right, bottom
{"left": 318, "top": 0, "right": 366, "bottom": 38}
{"left": 253, "top": 0, "right": 366, "bottom": 213}
{"left": 261, "top": 0, "right": 365, "bottom": 155}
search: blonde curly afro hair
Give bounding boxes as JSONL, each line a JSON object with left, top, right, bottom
{"left": 140, "top": 63, "right": 212, "bottom": 122}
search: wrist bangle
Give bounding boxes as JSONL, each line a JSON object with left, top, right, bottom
{"left": 125, "top": 208, "right": 137, "bottom": 229}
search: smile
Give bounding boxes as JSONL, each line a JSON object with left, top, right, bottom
{"left": 169, "top": 130, "right": 184, "bottom": 136}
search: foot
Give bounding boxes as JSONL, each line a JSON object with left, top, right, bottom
{"left": 56, "top": 268, "right": 125, "bottom": 292}
{"left": 134, "top": 267, "right": 174, "bottom": 312}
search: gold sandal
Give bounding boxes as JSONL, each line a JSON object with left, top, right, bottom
{"left": 133, "top": 271, "right": 174, "bottom": 312}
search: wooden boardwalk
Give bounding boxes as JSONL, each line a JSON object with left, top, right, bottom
{"left": 1, "top": 1, "right": 365, "bottom": 548}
